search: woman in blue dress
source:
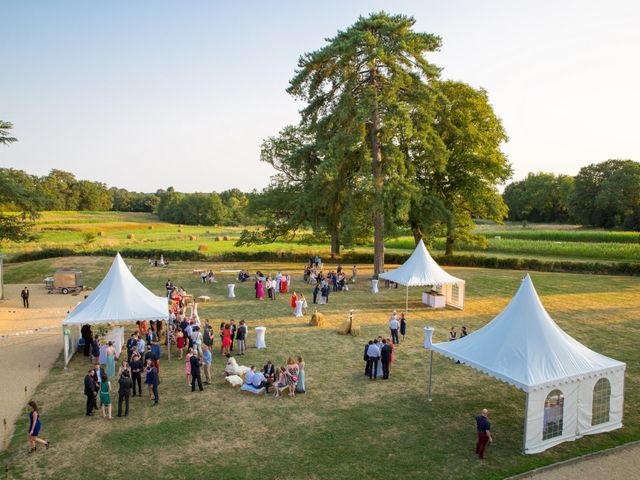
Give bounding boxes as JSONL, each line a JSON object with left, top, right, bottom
{"left": 27, "top": 400, "right": 49, "bottom": 453}
{"left": 296, "top": 356, "right": 306, "bottom": 393}
{"left": 400, "top": 313, "right": 407, "bottom": 342}
{"left": 106, "top": 341, "right": 116, "bottom": 379}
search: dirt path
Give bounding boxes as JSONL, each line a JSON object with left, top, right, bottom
{"left": 0, "top": 284, "right": 75, "bottom": 450}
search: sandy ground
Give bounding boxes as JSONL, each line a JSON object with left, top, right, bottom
{"left": 518, "top": 442, "right": 640, "bottom": 479}
{"left": 0, "top": 284, "right": 76, "bottom": 450}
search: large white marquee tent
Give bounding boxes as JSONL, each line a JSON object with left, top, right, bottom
{"left": 430, "top": 274, "right": 625, "bottom": 453}
{"left": 62, "top": 253, "right": 168, "bottom": 367}
{"left": 379, "top": 239, "right": 465, "bottom": 310}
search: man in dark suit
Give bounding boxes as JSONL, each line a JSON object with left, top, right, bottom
{"left": 190, "top": 353, "right": 203, "bottom": 392}
{"left": 126, "top": 333, "right": 138, "bottom": 362}
{"left": 81, "top": 324, "right": 93, "bottom": 357}
{"left": 229, "top": 320, "right": 237, "bottom": 352}
{"left": 380, "top": 339, "right": 393, "bottom": 379}
{"left": 263, "top": 360, "right": 276, "bottom": 386}
{"left": 313, "top": 283, "right": 320, "bottom": 304}
{"left": 84, "top": 369, "right": 96, "bottom": 416}
{"left": 117, "top": 371, "right": 133, "bottom": 417}
{"left": 364, "top": 341, "right": 371, "bottom": 376}
{"left": 91, "top": 335, "right": 100, "bottom": 362}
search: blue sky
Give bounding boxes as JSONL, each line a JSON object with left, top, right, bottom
{"left": 1, "top": 0, "right": 639, "bottom": 192}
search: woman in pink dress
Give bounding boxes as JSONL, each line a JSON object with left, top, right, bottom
{"left": 257, "top": 280, "right": 265, "bottom": 300}
{"left": 185, "top": 347, "right": 193, "bottom": 386}
{"left": 281, "top": 275, "right": 288, "bottom": 293}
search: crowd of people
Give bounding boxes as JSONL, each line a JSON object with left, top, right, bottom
{"left": 362, "top": 311, "right": 408, "bottom": 380}
{"left": 254, "top": 271, "right": 291, "bottom": 300}
{"left": 224, "top": 355, "right": 306, "bottom": 397}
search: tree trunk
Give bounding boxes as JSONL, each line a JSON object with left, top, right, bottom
{"left": 370, "top": 69, "right": 385, "bottom": 277}
{"left": 445, "top": 218, "right": 455, "bottom": 256}
{"left": 412, "top": 226, "right": 423, "bottom": 246}
{"left": 330, "top": 226, "right": 340, "bottom": 258}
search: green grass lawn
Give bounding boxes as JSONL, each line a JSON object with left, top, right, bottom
{"left": 1, "top": 257, "right": 638, "bottom": 480}
{"left": 2, "top": 212, "right": 639, "bottom": 265}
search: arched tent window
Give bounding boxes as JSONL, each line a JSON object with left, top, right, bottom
{"left": 543, "top": 389, "right": 564, "bottom": 440}
{"left": 592, "top": 378, "right": 611, "bottom": 425}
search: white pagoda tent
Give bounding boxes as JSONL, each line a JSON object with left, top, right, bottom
{"left": 430, "top": 274, "right": 625, "bottom": 453}
{"left": 379, "top": 239, "right": 465, "bottom": 310}
{"left": 62, "top": 253, "right": 168, "bottom": 367}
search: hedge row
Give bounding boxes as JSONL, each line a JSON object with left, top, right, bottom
{"left": 6, "top": 248, "right": 640, "bottom": 276}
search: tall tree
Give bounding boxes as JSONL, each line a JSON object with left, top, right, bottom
{"left": 0, "top": 120, "right": 18, "bottom": 145}
{"left": 288, "top": 12, "right": 441, "bottom": 275}
{"left": 430, "top": 81, "right": 511, "bottom": 254}
{"left": 503, "top": 173, "right": 574, "bottom": 222}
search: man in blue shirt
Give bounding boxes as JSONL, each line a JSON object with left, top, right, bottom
{"left": 475, "top": 408, "right": 493, "bottom": 459}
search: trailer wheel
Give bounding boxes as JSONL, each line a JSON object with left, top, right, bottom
{"left": 61, "top": 288, "right": 69, "bottom": 295}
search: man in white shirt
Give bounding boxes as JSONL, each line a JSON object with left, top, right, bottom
{"left": 366, "top": 340, "right": 381, "bottom": 380}
{"left": 245, "top": 366, "right": 255, "bottom": 385}
{"left": 389, "top": 314, "right": 400, "bottom": 344}
{"left": 252, "top": 369, "right": 269, "bottom": 393}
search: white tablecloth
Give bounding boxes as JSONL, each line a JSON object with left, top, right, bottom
{"left": 422, "top": 292, "right": 445, "bottom": 308}
{"left": 255, "top": 327, "right": 266, "bottom": 349}
{"left": 294, "top": 300, "right": 304, "bottom": 317}
{"left": 423, "top": 327, "right": 435, "bottom": 349}
{"left": 227, "top": 284, "right": 236, "bottom": 299}
{"left": 371, "top": 279, "right": 379, "bottom": 294}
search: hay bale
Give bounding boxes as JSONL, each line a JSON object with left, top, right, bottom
{"left": 179, "top": 224, "right": 183, "bottom": 228}
{"left": 126, "top": 233, "right": 135, "bottom": 239}
{"left": 223, "top": 235, "right": 229, "bottom": 241}
{"left": 177, "top": 228, "right": 182, "bottom": 233}
{"left": 197, "top": 295, "right": 210, "bottom": 303}
{"left": 96, "top": 231, "right": 105, "bottom": 237}
{"left": 215, "top": 236, "right": 223, "bottom": 241}
{"left": 198, "top": 244, "right": 208, "bottom": 252}
{"left": 148, "top": 225, "right": 154, "bottom": 230}
{"left": 350, "top": 324, "right": 361, "bottom": 337}
{"left": 206, "top": 230, "right": 212, "bottom": 234}
{"left": 189, "top": 235, "right": 197, "bottom": 241}
{"left": 309, "top": 310, "right": 326, "bottom": 327}
{"left": 336, "top": 320, "right": 350, "bottom": 335}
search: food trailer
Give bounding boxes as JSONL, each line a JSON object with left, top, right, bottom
{"left": 45, "top": 269, "right": 84, "bottom": 294}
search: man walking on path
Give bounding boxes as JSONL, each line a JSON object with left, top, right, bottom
{"left": 475, "top": 408, "right": 493, "bottom": 460}
{"left": 21, "top": 287, "right": 29, "bottom": 308}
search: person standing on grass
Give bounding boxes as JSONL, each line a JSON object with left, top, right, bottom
{"left": 117, "top": 370, "right": 132, "bottom": 417}
{"left": 146, "top": 358, "right": 160, "bottom": 405}
{"left": 84, "top": 369, "right": 97, "bottom": 416}
{"left": 236, "top": 320, "right": 247, "bottom": 355}
{"left": 366, "top": 340, "right": 381, "bottom": 380}
{"left": 190, "top": 352, "right": 204, "bottom": 392}
{"left": 475, "top": 409, "right": 493, "bottom": 460}
{"left": 99, "top": 371, "right": 112, "bottom": 419}
{"left": 221, "top": 324, "right": 232, "bottom": 356}
{"left": 27, "top": 401, "right": 49, "bottom": 453}
{"left": 185, "top": 347, "right": 194, "bottom": 386}
{"left": 400, "top": 313, "right": 407, "bottom": 342}
{"left": 21, "top": 287, "right": 30, "bottom": 308}
{"left": 130, "top": 348, "right": 143, "bottom": 397}
{"left": 202, "top": 345, "right": 212, "bottom": 384}
{"left": 380, "top": 339, "right": 392, "bottom": 379}
{"left": 229, "top": 320, "right": 237, "bottom": 352}
{"left": 389, "top": 311, "right": 399, "bottom": 345}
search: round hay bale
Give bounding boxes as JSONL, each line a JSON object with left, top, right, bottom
{"left": 309, "top": 311, "right": 326, "bottom": 327}
{"left": 206, "top": 230, "right": 212, "bottom": 234}
{"left": 350, "top": 324, "right": 361, "bottom": 337}
{"left": 215, "top": 236, "right": 223, "bottom": 241}
{"left": 126, "top": 233, "right": 135, "bottom": 239}
{"left": 223, "top": 235, "right": 229, "bottom": 241}
{"left": 179, "top": 224, "right": 183, "bottom": 228}
{"left": 189, "top": 235, "right": 197, "bottom": 241}
{"left": 148, "top": 225, "right": 154, "bottom": 230}
{"left": 177, "top": 228, "right": 182, "bottom": 233}
{"left": 198, "top": 244, "right": 208, "bottom": 252}
{"left": 96, "top": 231, "right": 105, "bottom": 237}
{"left": 336, "top": 320, "right": 350, "bottom": 335}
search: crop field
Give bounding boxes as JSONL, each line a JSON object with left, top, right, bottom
{"left": 1, "top": 212, "right": 639, "bottom": 266}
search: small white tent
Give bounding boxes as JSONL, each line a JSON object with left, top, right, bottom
{"left": 62, "top": 253, "right": 168, "bottom": 367}
{"left": 431, "top": 274, "right": 625, "bottom": 453}
{"left": 379, "top": 239, "right": 465, "bottom": 310}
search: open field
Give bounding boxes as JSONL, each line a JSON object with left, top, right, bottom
{"left": 1, "top": 212, "right": 638, "bottom": 266}
{"left": 0, "top": 257, "right": 638, "bottom": 480}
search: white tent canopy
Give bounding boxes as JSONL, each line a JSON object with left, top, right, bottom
{"left": 431, "top": 274, "right": 625, "bottom": 453}
{"left": 379, "top": 239, "right": 465, "bottom": 309}
{"left": 62, "top": 253, "right": 168, "bottom": 366}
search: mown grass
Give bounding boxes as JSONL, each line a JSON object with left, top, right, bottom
{"left": 1, "top": 257, "right": 639, "bottom": 480}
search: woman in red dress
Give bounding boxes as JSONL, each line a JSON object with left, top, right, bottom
{"left": 176, "top": 330, "right": 185, "bottom": 358}
{"left": 281, "top": 275, "right": 288, "bottom": 293}
{"left": 290, "top": 292, "right": 297, "bottom": 310}
{"left": 222, "top": 323, "right": 232, "bottom": 356}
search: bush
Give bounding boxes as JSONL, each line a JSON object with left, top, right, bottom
{"left": 83, "top": 232, "right": 96, "bottom": 244}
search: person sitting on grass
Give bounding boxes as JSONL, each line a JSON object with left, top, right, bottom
{"left": 252, "top": 368, "right": 270, "bottom": 393}
{"left": 273, "top": 366, "right": 288, "bottom": 398}
{"left": 245, "top": 365, "right": 256, "bottom": 386}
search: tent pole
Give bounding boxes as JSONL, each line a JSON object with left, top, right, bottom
{"left": 428, "top": 349, "right": 433, "bottom": 401}
{"left": 405, "top": 285, "right": 409, "bottom": 313}
{"left": 166, "top": 321, "right": 170, "bottom": 361}
{"left": 522, "top": 392, "right": 529, "bottom": 454}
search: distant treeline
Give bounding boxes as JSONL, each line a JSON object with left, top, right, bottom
{"left": 503, "top": 159, "right": 640, "bottom": 230}
{"left": 0, "top": 168, "right": 260, "bottom": 226}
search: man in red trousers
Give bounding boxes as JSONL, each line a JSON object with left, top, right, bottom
{"left": 475, "top": 408, "right": 493, "bottom": 460}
